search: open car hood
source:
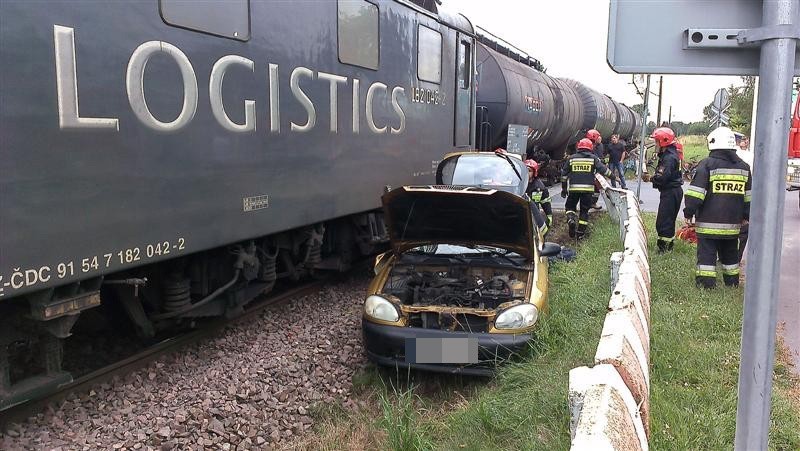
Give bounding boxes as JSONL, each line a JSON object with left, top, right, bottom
{"left": 382, "top": 186, "right": 536, "bottom": 261}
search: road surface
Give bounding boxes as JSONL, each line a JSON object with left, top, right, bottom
{"left": 777, "top": 191, "right": 800, "bottom": 371}
{"left": 550, "top": 179, "right": 666, "bottom": 213}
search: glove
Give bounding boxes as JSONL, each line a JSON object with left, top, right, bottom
{"left": 560, "top": 190, "right": 568, "bottom": 198}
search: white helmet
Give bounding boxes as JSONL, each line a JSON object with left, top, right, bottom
{"left": 707, "top": 126, "right": 737, "bottom": 151}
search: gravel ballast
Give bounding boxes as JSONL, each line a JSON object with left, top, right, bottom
{"left": 1, "top": 275, "right": 371, "bottom": 450}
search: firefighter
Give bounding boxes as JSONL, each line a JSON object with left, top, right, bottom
{"left": 524, "top": 159, "right": 553, "bottom": 227}
{"left": 586, "top": 129, "right": 605, "bottom": 209}
{"left": 683, "top": 126, "right": 751, "bottom": 288}
{"left": 586, "top": 129, "right": 604, "bottom": 159}
{"left": 651, "top": 127, "right": 683, "bottom": 253}
{"left": 561, "top": 138, "right": 611, "bottom": 238}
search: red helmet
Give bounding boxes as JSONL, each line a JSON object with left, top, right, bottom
{"left": 524, "top": 159, "right": 539, "bottom": 176}
{"left": 651, "top": 127, "right": 676, "bottom": 147}
{"left": 577, "top": 138, "right": 594, "bottom": 151}
{"left": 586, "top": 129, "right": 601, "bottom": 141}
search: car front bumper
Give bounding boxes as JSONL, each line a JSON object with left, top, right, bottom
{"left": 362, "top": 318, "right": 533, "bottom": 376}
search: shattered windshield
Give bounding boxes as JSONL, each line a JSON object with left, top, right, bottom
{"left": 437, "top": 154, "right": 527, "bottom": 196}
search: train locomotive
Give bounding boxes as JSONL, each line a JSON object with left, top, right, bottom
{"left": 0, "top": 0, "right": 636, "bottom": 408}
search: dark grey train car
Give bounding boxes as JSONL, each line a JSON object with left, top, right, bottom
{"left": 0, "top": 0, "right": 475, "bottom": 407}
{"left": 474, "top": 41, "right": 640, "bottom": 161}
{"left": 563, "top": 78, "right": 619, "bottom": 139}
{"left": 475, "top": 42, "right": 556, "bottom": 153}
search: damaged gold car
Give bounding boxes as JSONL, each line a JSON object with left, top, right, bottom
{"left": 362, "top": 152, "right": 560, "bottom": 375}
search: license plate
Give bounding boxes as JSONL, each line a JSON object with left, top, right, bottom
{"left": 405, "top": 337, "right": 479, "bottom": 364}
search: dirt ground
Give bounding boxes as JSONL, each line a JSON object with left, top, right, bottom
{"left": 546, "top": 209, "right": 605, "bottom": 246}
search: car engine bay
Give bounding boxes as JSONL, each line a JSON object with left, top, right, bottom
{"left": 382, "top": 265, "right": 528, "bottom": 310}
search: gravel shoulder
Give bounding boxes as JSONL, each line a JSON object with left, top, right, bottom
{"left": 1, "top": 274, "right": 372, "bottom": 450}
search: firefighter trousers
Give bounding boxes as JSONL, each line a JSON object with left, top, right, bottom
{"left": 696, "top": 237, "right": 740, "bottom": 288}
{"left": 565, "top": 192, "right": 593, "bottom": 238}
{"left": 656, "top": 186, "right": 683, "bottom": 251}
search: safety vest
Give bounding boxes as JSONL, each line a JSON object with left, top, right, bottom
{"left": 561, "top": 151, "right": 611, "bottom": 193}
{"left": 684, "top": 150, "right": 751, "bottom": 238}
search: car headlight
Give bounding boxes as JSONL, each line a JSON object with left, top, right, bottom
{"left": 364, "top": 295, "right": 400, "bottom": 323}
{"left": 495, "top": 304, "right": 539, "bottom": 330}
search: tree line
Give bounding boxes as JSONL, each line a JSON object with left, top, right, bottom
{"left": 629, "top": 76, "right": 757, "bottom": 137}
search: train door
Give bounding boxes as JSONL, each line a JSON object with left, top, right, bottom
{"left": 454, "top": 33, "right": 474, "bottom": 148}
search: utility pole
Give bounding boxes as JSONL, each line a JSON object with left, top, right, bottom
{"left": 635, "top": 74, "right": 651, "bottom": 200}
{"left": 668, "top": 105, "right": 672, "bottom": 124}
{"left": 656, "top": 75, "right": 664, "bottom": 125}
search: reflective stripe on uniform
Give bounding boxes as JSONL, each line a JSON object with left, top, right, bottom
{"left": 568, "top": 184, "right": 595, "bottom": 192}
{"left": 721, "top": 263, "right": 740, "bottom": 275}
{"left": 532, "top": 193, "right": 543, "bottom": 202}
{"left": 710, "top": 174, "right": 748, "bottom": 182}
{"left": 696, "top": 264, "right": 717, "bottom": 277}
{"left": 571, "top": 158, "right": 595, "bottom": 163}
{"left": 685, "top": 185, "right": 707, "bottom": 200}
{"left": 658, "top": 236, "right": 674, "bottom": 242}
{"left": 696, "top": 228, "right": 740, "bottom": 236}
{"left": 540, "top": 197, "right": 551, "bottom": 203}
{"left": 695, "top": 221, "right": 741, "bottom": 236}
{"left": 744, "top": 190, "right": 751, "bottom": 202}
{"left": 710, "top": 168, "right": 749, "bottom": 176}
{"left": 579, "top": 220, "right": 589, "bottom": 225}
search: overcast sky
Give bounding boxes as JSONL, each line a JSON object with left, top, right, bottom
{"left": 447, "top": 0, "right": 744, "bottom": 123}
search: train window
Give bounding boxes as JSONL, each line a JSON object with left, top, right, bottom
{"left": 418, "top": 25, "right": 442, "bottom": 84}
{"left": 458, "top": 39, "right": 471, "bottom": 89}
{"left": 160, "top": 0, "right": 250, "bottom": 41}
{"left": 338, "top": 0, "right": 380, "bottom": 70}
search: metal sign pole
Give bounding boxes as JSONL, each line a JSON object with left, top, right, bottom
{"left": 636, "top": 74, "right": 651, "bottom": 199}
{"left": 735, "top": 0, "right": 798, "bottom": 448}
{"left": 749, "top": 77, "right": 760, "bottom": 150}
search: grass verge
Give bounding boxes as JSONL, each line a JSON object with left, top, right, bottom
{"left": 300, "top": 213, "right": 800, "bottom": 450}
{"left": 643, "top": 213, "right": 799, "bottom": 450}
{"left": 678, "top": 135, "right": 709, "bottom": 162}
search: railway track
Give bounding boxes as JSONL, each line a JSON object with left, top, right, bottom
{"left": 0, "top": 275, "right": 338, "bottom": 428}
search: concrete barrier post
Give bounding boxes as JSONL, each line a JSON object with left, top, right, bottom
{"left": 610, "top": 251, "right": 624, "bottom": 294}
{"left": 569, "top": 184, "right": 651, "bottom": 450}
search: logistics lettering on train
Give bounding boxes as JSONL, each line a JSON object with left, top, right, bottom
{"left": 54, "top": 25, "right": 407, "bottom": 135}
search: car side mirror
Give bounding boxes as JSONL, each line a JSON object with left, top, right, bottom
{"left": 373, "top": 251, "right": 392, "bottom": 275}
{"left": 540, "top": 242, "right": 561, "bottom": 258}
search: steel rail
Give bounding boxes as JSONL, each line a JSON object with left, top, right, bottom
{"left": 0, "top": 265, "right": 363, "bottom": 428}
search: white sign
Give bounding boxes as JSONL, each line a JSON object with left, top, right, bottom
{"left": 607, "top": 0, "right": 800, "bottom": 75}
